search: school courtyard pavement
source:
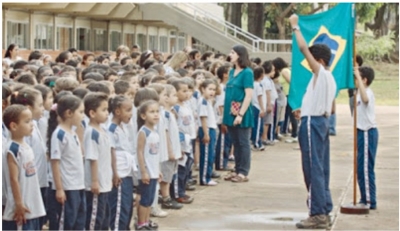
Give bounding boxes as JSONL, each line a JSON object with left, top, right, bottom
{"left": 150, "top": 104, "right": 399, "bottom": 230}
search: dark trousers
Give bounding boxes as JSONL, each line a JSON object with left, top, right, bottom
{"left": 3, "top": 218, "right": 41, "bottom": 230}
{"left": 170, "top": 153, "right": 194, "bottom": 198}
{"left": 52, "top": 189, "right": 87, "bottom": 230}
{"left": 108, "top": 177, "right": 134, "bottom": 231}
{"left": 85, "top": 191, "right": 110, "bottom": 230}
{"left": 251, "top": 106, "right": 264, "bottom": 148}
{"left": 299, "top": 116, "right": 333, "bottom": 216}
{"left": 198, "top": 128, "right": 217, "bottom": 185}
{"left": 228, "top": 126, "right": 251, "bottom": 176}
{"left": 39, "top": 186, "right": 48, "bottom": 229}
{"left": 282, "top": 99, "right": 298, "bottom": 138}
{"left": 357, "top": 128, "right": 379, "bottom": 209}
{"left": 268, "top": 103, "right": 278, "bottom": 141}
{"left": 215, "top": 125, "right": 232, "bottom": 170}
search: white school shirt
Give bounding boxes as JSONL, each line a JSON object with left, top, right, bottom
{"left": 37, "top": 110, "right": 49, "bottom": 143}
{"left": 215, "top": 83, "right": 226, "bottom": 125}
{"left": 262, "top": 76, "right": 278, "bottom": 105}
{"left": 190, "top": 90, "right": 201, "bottom": 123}
{"left": 84, "top": 125, "right": 112, "bottom": 193}
{"left": 173, "top": 103, "right": 196, "bottom": 154}
{"left": 3, "top": 141, "right": 46, "bottom": 220}
{"left": 50, "top": 126, "right": 85, "bottom": 190}
{"left": 108, "top": 123, "right": 136, "bottom": 178}
{"left": 164, "top": 110, "right": 182, "bottom": 159}
{"left": 301, "top": 65, "right": 337, "bottom": 116}
{"left": 137, "top": 126, "right": 160, "bottom": 179}
{"left": 357, "top": 88, "right": 377, "bottom": 131}
{"left": 251, "top": 82, "right": 264, "bottom": 110}
{"left": 157, "top": 107, "right": 168, "bottom": 163}
{"left": 25, "top": 121, "right": 48, "bottom": 188}
{"left": 197, "top": 97, "right": 218, "bottom": 129}
{"left": 2, "top": 123, "right": 10, "bottom": 206}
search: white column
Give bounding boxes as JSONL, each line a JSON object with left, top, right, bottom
{"left": 72, "top": 17, "right": 76, "bottom": 49}
{"left": 53, "top": 14, "right": 56, "bottom": 50}
{"left": 3, "top": 9, "right": 7, "bottom": 49}
{"left": 29, "top": 11, "right": 34, "bottom": 49}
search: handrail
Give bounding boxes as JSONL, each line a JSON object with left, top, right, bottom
{"left": 168, "top": 3, "right": 293, "bottom": 53}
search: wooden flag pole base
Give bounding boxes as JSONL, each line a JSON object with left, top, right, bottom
{"left": 340, "top": 203, "right": 370, "bottom": 214}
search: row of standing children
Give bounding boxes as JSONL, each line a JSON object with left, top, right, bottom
{"left": 2, "top": 51, "right": 237, "bottom": 230}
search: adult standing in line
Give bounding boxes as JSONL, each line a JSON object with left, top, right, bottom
{"left": 3, "top": 44, "right": 22, "bottom": 66}
{"left": 222, "top": 45, "right": 254, "bottom": 183}
{"left": 289, "top": 14, "right": 337, "bottom": 229}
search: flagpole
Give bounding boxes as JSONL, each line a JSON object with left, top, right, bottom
{"left": 352, "top": 31, "right": 357, "bottom": 206}
{"left": 340, "top": 3, "right": 369, "bottom": 215}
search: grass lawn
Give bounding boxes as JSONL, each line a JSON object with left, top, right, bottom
{"left": 336, "top": 61, "right": 399, "bottom": 106}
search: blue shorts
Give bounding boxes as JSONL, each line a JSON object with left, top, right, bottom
{"left": 139, "top": 179, "right": 157, "bottom": 207}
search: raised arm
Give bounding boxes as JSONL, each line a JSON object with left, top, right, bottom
{"left": 289, "top": 14, "right": 320, "bottom": 75}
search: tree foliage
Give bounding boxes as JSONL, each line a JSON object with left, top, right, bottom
{"left": 357, "top": 31, "right": 396, "bottom": 61}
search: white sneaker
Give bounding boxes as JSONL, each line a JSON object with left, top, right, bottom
{"left": 273, "top": 139, "right": 280, "bottom": 143}
{"left": 285, "top": 137, "right": 298, "bottom": 143}
{"left": 206, "top": 180, "right": 218, "bottom": 186}
{"left": 151, "top": 206, "right": 168, "bottom": 218}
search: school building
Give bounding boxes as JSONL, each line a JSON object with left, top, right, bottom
{"left": 2, "top": 3, "right": 291, "bottom": 61}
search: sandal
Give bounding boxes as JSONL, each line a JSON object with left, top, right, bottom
{"left": 224, "top": 173, "right": 237, "bottom": 181}
{"left": 231, "top": 175, "right": 249, "bottom": 183}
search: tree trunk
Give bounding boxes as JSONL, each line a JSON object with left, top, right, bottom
{"left": 365, "top": 4, "right": 387, "bottom": 37}
{"left": 274, "top": 3, "right": 295, "bottom": 51}
{"left": 247, "top": 3, "right": 264, "bottom": 39}
{"left": 230, "top": 3, "right": 242, "bottom": 28}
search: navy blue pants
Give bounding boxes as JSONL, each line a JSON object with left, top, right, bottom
{"left": 39, "top": 186, "right": 48, "bottom": 229}
{"left": 215, "top": 125, "right": 232, "bottom": 170}
{"left": 85, "top": 191, "right": 110, "bottom": 230}
{"left": 268, "top": 103, "right": 278, "bottom": 141}
{"left": 109, "top": 176, "right": 134, "bottom": 231}
{"left": 357, "top": 128, "right": 379, "bottom": 209}
{"left": 52, "top": 189, "right": 86, "bottom": 230}
{"left": 171, "top": 153, "right": 194, "bottom": 198}
{"left": 251, "top": 106, "right": 264, "bottom": 148}
{"left": 329, "top": 114, "right": 336, "bottom": 135}
{"left": 198, "top": 128, "right": 216, "bottom": 185}
{"left": 299, "top": 116, "right": 333, "bottom": 216}
{"left": 282, "top": 98, "right": 298, "bottom": 138}
{"left": 3, "top": 218, "right": 41, "bottom": 230}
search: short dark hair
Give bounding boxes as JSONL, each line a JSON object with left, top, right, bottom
{"left": 114, "top": 80, "right": 130, "bottom": 95}
{"left": 28, "top": 50, "right": 43, "bottom": 61}
{"left": 121, "top": 57, "right": 132, "bottom": 66}
{"left": 86, "top": 82, "right": 110, "bottom": 95}
{"left": 68, "top": 48, "right": 77, "bottom": 53}
{"left": 356, "top": 55, "right": 363, "bottom": 67}
{"left": 358, "top": 66, "right": 375, "bottom": 86}
{"left": 3, "top": 104, "right": 29, "bottom": 130}
{"left": 16, "top": 74, "right": 36, "bottom": 85}
{"left": 252, "top": 57, "right": 262, "bottom": 65}
{"left": 216, "top": 65, "right": 229, "bottom": 81}
{"left": 130, "top": 52, "right": 141, "bottom": 59}
{"left": 253, "top": 67, "right": 264, "bottom": 80}
{"left": 34, "top": 84, "right": 52, "bottom": 102}
{"left": 57, "top": 51, "right": 71, "bottom": 63}
{"left": 66, "top": 59, "right": 79, "bottom": 67}
{"left": 13, "top": 60, "right": 28, "bottom": 70}
{"left": 309, "top": 44, "right": 331, "bottom": 67}
{"left": 84, "top": 92, "right": 109, "bottom": 117}
{"left": 83, "top": 72, "right": 104, "bottom": 81}
{"left": 188, "top": 50, "right": 200, "bottom": 60}
{"left": 262, "top": 60, "right": 273, "bottom": 74}
{"left": 2, "top": 83, "right": 12, "bottom": 100}
{"left": 272, "top": 57, "right": 288, "bottom": 72}
{"left": 72, "top": 88, "right": 90, "bottom": 99}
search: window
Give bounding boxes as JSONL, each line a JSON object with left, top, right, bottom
{"left": 125, "top": 33, "right": 135, "bottom": 49}
{"left": 35, "top": 24, "right": 53, "bottom": 50}
{"left": 178, "top": 32, "right": 186, "bottom": 51}
{"left": 169, "top": 31, "right": 177, "bottom": 53}
{"left": 110, "top": 31, "right": 121, "bottom": 51}
{"left": 77, "top": 28, "right": 91, "bottom": 51}
{"left": 149, "top": 35, "right": 158, "bottom": 50}
{"left": 94, "top": 29, "right": 107, "bottom": 51}
{"left": 57, "top": 27, "right": 73, "bottom": 51}
{"left": 7, "top": 21, "right": 29, "bottom": 49}
{"left": 137, "top": 33, "right": 146, "bottom": 51}
{"left": 159, "top": 36, "right": 168, "bottom": 52}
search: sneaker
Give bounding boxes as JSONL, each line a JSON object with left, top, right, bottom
{"left": 264, "top": 140, "right": 275, "bottom": 146}
{"left": 176, "top": 194, "right": 194, "bottom": 204}
{"left": 296, "top": 215, "right": 328, "bottom": 229}
{"left": 149, "top": 220, "right": 159, "bottom": 230}
{"left": 273, "top": 139, "right": 280, "bottom": 143}
{"left": 206, "top": 180, "right": 218, "bottom": 186}
{"left": 136, "top": 224, "right": 152, "bottom": 230}
{"left": 188, "top": 179, "right": 197, "bottom": 185}
{"left": 277, "top": 133, "right": 284, "bottom": 140}
{"left": 228, "top": 155, "right": 235, "bottom": 161}
{"left": 211, "top": 171, "right": 221, "bottom": 179}
{"left": 161, "top": 198, "right": 183, "bottom": 210}
{"left": 185, "top": 184, "right": 196, "bottom": 191}
{"left": 252, "top": 145, "right": 265, "bottom": 151}
{"left": 285, "top": 137, "right": 298, "bottom": 143}
{"left": 261, "top": 140, "right": 268, "bottom": 145}
{"left": 150, "top": 206, "right": 168, "bottom": 218}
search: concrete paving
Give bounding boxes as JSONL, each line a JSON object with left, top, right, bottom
{"left": 150, "top": 104, "right": 399, "bottom": 230}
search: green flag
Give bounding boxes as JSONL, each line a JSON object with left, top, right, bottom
{"left": 289, "top": 3, "right": 355, "bottom": 110}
